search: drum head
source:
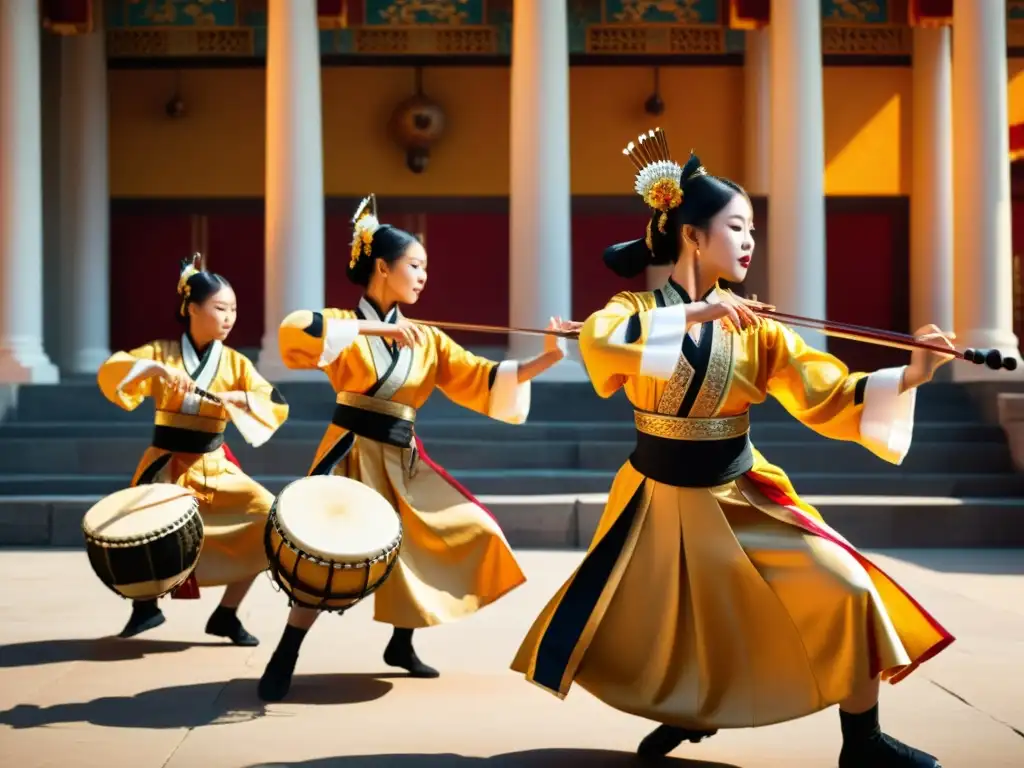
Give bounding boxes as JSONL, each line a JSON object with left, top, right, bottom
{"left": 275, "top": 475, "right": 400, "bottom": 563}
{"left": 82, "top": 484, "right": 197, "bottom": 542}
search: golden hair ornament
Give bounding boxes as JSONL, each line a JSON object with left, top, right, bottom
{"left": 623, "top": 128, "right": 683, "bottom": 235}
{"left": 622, "top": 129, "right": 710, "bottom": 247}
{"left": 350, "top": 194, "right": 381, "bottom": 270}
{"left": 177, "top": 252, "right": 203, "bottom": 314}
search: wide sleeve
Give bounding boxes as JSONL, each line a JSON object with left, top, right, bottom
{"left": 432, "top": 328, "right": 530, "bottom": 425}
{"left": 578, "top": 292, "right": 690, "bottom": 398}
{"left": 278, "top": 308, "right": 359, "bottom": 371}
{"left": 214, "top": 353, "right": 290, "bottom": 448}
{"left": 236, "top": 353, "right": 290, "bottom": 441}
{"left": 96, "top": 342, "right": 166, "bottom": 412}
{"left": 763, "top": 320, "right": 916, "bottom": 465}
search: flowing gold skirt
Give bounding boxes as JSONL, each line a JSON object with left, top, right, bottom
{"left": 132, "top": 446, "right": 272, "bottom": 587}
{"left": 511, "top": 460, "right": 953, "bottom": 730}
{"left": 320, "top": 428, "right": 526, "bottom": 629}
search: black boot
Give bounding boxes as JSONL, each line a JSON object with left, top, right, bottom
{"left": 118, "top": 599, "right": 165, "bottom": 638}
{"left": 838, "top": 705, "right": 941, "bottom": 767}
{"left": 205, "top": 605, "right": 259, "bottom": 647}
{"left": 636, "top": 724, "right": 718, "bottom": 758}
{"left": 383, "top": 627, "right": 439, "bottom": 678}
{"left": 257, "top": 624, "right": 308, "bottom": 702}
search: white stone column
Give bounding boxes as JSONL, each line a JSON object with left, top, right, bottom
{"left": 744, "top": 28, "right": 770, "bottom": 196}
{"left": 508, "top": 0, "right": 580, "bottom": 379}
{"left": 741, "top": 26, "right": 771, "bottom": 302}
{"left": 951, "top": 2, "right": 1022, "bottom": 379}
{"left": 909, "top": 27, "right": 954, "bottom": 339}
{"left": 59, "top": 6, "right": 110, "bottom": 373}
{"left": 257, "top": 0, "right": 326, "bottom": 381}
{"left": 0, "top": 1, "right": 59, "bottom": 383}
{"left": 767, "top": 0, "right": 826, "bottom": 350}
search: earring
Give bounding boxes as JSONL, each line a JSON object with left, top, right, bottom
{"left": 695, "top": 248, "right": 701, "bottom": 260}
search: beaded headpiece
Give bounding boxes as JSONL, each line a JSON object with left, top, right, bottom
{"left": 622, "top": 128, "right": 707, "bottom": 249}
{"left": 177, "top": 252, "right": 203, "bottom": 315}
{"left": 350, "top": 194, "right": 381, "bottom": 270}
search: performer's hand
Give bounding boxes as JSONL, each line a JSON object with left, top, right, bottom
{"left": 382, "top": 319, "right": 428, "bottom": 349}
{"left": 905, "top": 324, "right": 957, "bottom": 390}
{"left": 688, "top": 299, "right": 757, "bottom": 332}
{"left": 218, "top": 391, "right": 250, "bottom": 409}
{"left": 730, "top": 292, "right": 776, "bottom": 314}
{"left": 158, "top": 366, "right": 196, "bottom": 395}
{"left": 543, "top": 316, "right": 574, "bottom": 356}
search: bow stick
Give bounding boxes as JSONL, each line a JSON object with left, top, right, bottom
{"left": 413, "top": 314, "right": 1019, "bottom": 372}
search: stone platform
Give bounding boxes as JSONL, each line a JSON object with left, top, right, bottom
{"left": 0, "top": 548, "right": 1021, "bottom": 767}
{"left": 1, "top": 381, "right": 1023, "bottom": 548}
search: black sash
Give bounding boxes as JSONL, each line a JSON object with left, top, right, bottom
{"left": 628, "top": 431, "right": 753, "bottom": 488}
{"left": 152, "top": 425, "right": 225, "bottom": 454}
{"left": 331, "top": 403, "right": 414, "bottom": 448}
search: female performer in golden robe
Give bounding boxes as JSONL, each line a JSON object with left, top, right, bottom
{"left": 96, "top": 257, "right": 289, "bottom": 644}
{"left": 257, "top": 195, "right": 571, "bottom": 702}
{"left": 511, "top": 135, "right": 954, "bottom": 768}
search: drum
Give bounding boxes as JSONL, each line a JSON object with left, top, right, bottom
{"left": 82, "top": 484, "right": 204, "bottom": 601}
{"left": 265, "top": 475, "right": 402, "bottom": 613}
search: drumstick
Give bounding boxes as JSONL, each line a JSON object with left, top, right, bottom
{"left": 193, "top": 386, "right": 222, "bottom": 405}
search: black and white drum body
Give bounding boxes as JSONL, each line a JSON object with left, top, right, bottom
{"left": 82, "top": 484, "right": 204, "bottom": 601}
{"left": 265, "top": 475, "right": 402, "bottom": 613}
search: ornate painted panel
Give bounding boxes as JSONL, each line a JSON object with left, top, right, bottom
{"left": 105, "top": 0, "right": 254, "bottom": 56}
{"left": 820, "top": 0, "right": 909, "bottom": 57}
{"left": 103, "top": 0, "right": 1024, "bottom": 59}
{"left": 821, "top": 0, "right": 887, "bottom": 24}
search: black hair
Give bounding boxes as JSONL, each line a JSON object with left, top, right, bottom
{"left": 603, "top": 152, "right": 749, "bottom": 279}
{"left": 176, "top": 268, "right": 232, "bottom": 326}
{"left": 346, "top": 224, "right": 420, "bottom": 287}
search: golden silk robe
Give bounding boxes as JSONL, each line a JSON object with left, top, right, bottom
{"left": 277, "top": 296, "right": 528, "bottom": 629}
{"left": 511, "top": 281, "right": 953, "bottom": 731}
{"left": 96, "top": 335, "right": 289, "bottom": 587}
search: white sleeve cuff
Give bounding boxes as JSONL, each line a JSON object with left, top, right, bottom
{"left": 860, "top": 366, "right": 916, "bottom": 465}
{"left": 118, "top": 359, "right": 164, "bottom": 391}
{"left": 557, "top": 336, "right": 583, "bottom": 366}
{"left": 639, "top": 304, "right": 688, "bottom": 380}
{"left": 318, "top": 318, "right": 360, "bottom": 367}
{"left": 488, "top": 360, "right": 531, "bottom": 424}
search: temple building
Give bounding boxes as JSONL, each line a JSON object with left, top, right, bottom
{"left": 3, "top": 0, "right": 1024, "bottom": 382}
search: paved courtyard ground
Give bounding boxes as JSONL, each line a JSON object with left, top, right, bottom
{"left": 0, "top": 548, "right": 1021, "bottom": 767}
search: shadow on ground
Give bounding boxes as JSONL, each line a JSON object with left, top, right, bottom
{"left": 0, "top": 673, "right": 393, "bottom": 730}
{"left": 0, "top": 637, "right": 225, "bottom": 668}
{"left": 247, "top": 753, "right": 742, "bottom": 767}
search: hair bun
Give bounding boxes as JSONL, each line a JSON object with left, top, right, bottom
{"left": 602, "top": 238, "right": 653, "bottom": 279}
{"left": 680, "top": 152, "right": 706, "bottom": 187}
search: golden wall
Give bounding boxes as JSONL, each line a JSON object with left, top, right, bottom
{"left": 107, "top": 62, "right": 1024, "bottom": 199}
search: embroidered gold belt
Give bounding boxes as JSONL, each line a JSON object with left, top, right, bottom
{"left": 633, "top": 410, "right": 750, "bottom": 441}
{"left": 335, "top": 391, "right": 416, "bottom": 423}
{"left": 154, "top": 410, "right": 227, "bottom": 434}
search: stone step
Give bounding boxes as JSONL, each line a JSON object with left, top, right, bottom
{"left": 0, "top": 419, "right": 1006, "bottom": 444}
{"left": 1, "top": 470, "right": 1023, "bottom": 497}
{"left": 0, "top": 436, "right": 1012, "bottom": 475}
{"left": 3, "top": 381, "right": 987, "bottom": 423}
{"left": 3, "top": 494, "right": 1021, "bottom": 550}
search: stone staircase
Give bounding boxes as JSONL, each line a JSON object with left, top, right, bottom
{"left": 0, "top": 380, "right": 1022, "bottom": 549}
